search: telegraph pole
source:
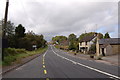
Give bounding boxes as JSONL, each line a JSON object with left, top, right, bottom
{"left": 3, "top": 0, "right": 9, "bottom": 37}
{"left": 2, "top": 0, "right": 9, "bottom": 61}
{"left": 95, "top": 24, "right": 97, "bottom": 33}
{"left": 96, "top": 33, "right": 100, "bottom": 58}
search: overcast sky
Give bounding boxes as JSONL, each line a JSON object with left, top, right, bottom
{"left": 0, "top": 0, "right": 119, "bottom": 41}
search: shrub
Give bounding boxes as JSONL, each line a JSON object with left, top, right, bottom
{"left": 15, "top": 49, "right": 26, "bottom": 54}
{"left": 3, "top": 56, "right": 17, "bottom": 65}
{"left": 88, "top": 44, "right": 96, "bottom": 55}
{"left": 4, "top": 48, "right": 27, "bottom": 56}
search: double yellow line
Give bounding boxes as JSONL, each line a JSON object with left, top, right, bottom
{"left": 46, "top": 78, "right": 49, "bottom": 80}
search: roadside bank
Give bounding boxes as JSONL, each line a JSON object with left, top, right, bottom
{"left": 1, "top": 46, "right": 48, "bottom": 75}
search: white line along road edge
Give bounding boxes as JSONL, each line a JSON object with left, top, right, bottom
{"left": 51, "top": 45, "right": 120, "bottom": 79}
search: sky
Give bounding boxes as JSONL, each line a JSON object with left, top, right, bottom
{"left": 0, "top": 0, "right": 119, "bottom": 41}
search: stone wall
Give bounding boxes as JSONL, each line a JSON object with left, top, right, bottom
{"left": 111, "top": 45, "right": 120, "bottom": 54}
{"left": 99, "top": 44, "right": 120, "bottom": 56}
{"left": 106, "top": 45, "right": 113, "bottom": 56}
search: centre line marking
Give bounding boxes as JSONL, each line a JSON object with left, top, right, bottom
{"left": 43, "top": 59, "right": 44, "bottom": 62}
{"left": 46, "top": 78, "right": 49, "bottom": 80}
{"left": 51, "top": 46, "right": 120, "bottom": 79}
{"left": 44, "top": 70, "right": 47, "bottom": 74}
{"left": 43, "top": 65, "right": 45, "bottom": 68}
{"left": 43, "top": 61, "right": 45, "bottom": 64}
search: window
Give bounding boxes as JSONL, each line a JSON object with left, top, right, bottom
{"left": 80, "top": 42, "right": 82, "bottom": 45}
{"left": 85, "top": 42, "right": 87, "bottom": 45}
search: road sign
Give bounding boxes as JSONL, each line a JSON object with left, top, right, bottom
{"left": 32, "top": 45, "right": 37, "bottom": 48}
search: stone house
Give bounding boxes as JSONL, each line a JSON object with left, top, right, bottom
{"left": 60, "top": 40, "right": 69, "bottom": 46}
{"left": 59, "top": 40, "right": 69, "bottom": 50}
{"left": 97, "top": 38, "right": 120, "bottom": 56}
{"left": 79, "top": 33, "right": 97, "bottom": 53}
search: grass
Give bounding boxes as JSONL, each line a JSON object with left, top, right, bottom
{"left": 2, "top": 46, "right": 48, "bottom": 66}
{"left": 54, "top": 45, "right": 60, "bottom": 49}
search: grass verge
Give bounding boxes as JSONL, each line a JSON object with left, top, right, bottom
{"left": 54, "top": 45, "right": 60, "bottom": 49}
{"left": 2, "top": 46, "right": 48, "bottom": 66}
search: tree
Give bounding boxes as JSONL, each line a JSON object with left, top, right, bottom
{"left": 15, "top": 24, "right": 25, "bottom": 38}
{"left": 18, "top": 37, "right": 33, "bottom": 50}
{"left": 78, "top": 32, "right": 96, "bottom": 41}
{"left": 1, "top": 20, "right": 15, "bottom": 37}
{"left": 104, "top": 32, "right": 110, "bottom": 38}
{"left": 92, "top": 33, "right": 103, "bottom": 44}
{"left": 68, "top": 33, "right": 78, "bottom": 51}
{"left": 52, "top": 36, "right": 67, "bottom": 44}
{"left": 68, "top": 33, "right": 77, "bottom": 42}
{"left": 78, "top": 33, "right": 87, "bottom": 41}
{"left": 0, "top": 20, "right": 16, "bottom": 48}
{"left": 6, "top": 21, "right": 15, "bottom": 47}
{"left": 98, "top": 33, "right": 103, "bottom": 39}
{"left": 88, "top": 44, "right": 96, "bottom": 54}
{"left": 68, "top": 41, "right": 75, "bottom": 50}
{"left": 6, "top": 21, "right": 15, "bottom": 36}
{"left": 17, "top": 32, "right": 47, "bottom": 50}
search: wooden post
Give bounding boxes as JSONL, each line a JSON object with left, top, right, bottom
{"left": 2, "top": 0, "right": 9, "bottom": 61}
{"left": 96, "top": 33, "right": 100, "bottom": 57}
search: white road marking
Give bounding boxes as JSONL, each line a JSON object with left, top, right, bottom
{"left": 16, "top": 50, "right": 48, "bottom": 71}
{"left": 43, "top": 50, "right": 48, "bottom": 58}
{"left": 109, "top": 77, "right": 114, "bottom": 79}
{"left": 16, "top": 65, "right": 26, "bottom": 70}
{"left": 51, "top": 45, "right": 120, "bottom": 79}
{"left": 1, "top": 50, "right": 48, "bottom": 75}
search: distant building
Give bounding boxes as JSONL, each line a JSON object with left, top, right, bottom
{"left": 79, "top": 33, "right": 97, "bottom": 53}
{"left": 60, "top": 40, "right": 69, "bottom": 46}
{"left": 97, "top": 38, "right": 120, "bottom": 56}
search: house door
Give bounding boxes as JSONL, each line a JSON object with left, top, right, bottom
{"left": 102, "top": 48, "right": 105, "bottom": 56}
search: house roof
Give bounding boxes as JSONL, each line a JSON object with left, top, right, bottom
{"left": 80, "top": 34, "right": 97, "bottom": 42}
{"left": 60, "top": 40, "right": 69, "bottom": 46}
{"left": 100, "top": 44, "right": 109, "bottom": 48}
{"left": 99, "top": 38, "right": 120, "bottom": 45}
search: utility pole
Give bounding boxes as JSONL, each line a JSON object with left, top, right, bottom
{"left": 3, "top": 0, "right": 9, "bottom": 38}
{"left": 96, "top": 33, "right": 100, "bottom": 58}
{"left": 2, "top": 0, "right": 9, "bottom": 61}
{"left": 85, "top": 30, "right": 86, "bottom": 34}
{"left": 95, "top": 24, "right": 97, "bottom": 33}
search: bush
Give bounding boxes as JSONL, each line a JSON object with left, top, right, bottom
{"left": 3, "top": 47, "right": 48, "bottom": 66}
{"left": 68, "top": 41, "right": 76, "bottom": 50}
{"left": 3, "top": 56, "right": 16, "bottom": 65}
{"left": 15, "top": 49, "right": 27, "bottom": 54}
{"left": 90, "top": 55, "right": 94, "bottom": 58}
{"left": 88, "top": 44, "right": 96, "bottom": 54}
{"left": 74, "top": 53, "right": 77, "bottom": 55}
{"left": 4, "top": 48, "right": 26, "bottom": 56}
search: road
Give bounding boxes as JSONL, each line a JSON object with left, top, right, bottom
{"left": 3, "top": 45, "right": 119, "bottom": 79}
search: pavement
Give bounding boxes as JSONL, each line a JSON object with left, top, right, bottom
{"left": 101, "top": 55, "right": 119, "bottom": 66}
{"left": 2, "top": 45, "right": 120, "bottom": 79}
{"left": 65, "top": 51, "right": 119, "bottom": 66}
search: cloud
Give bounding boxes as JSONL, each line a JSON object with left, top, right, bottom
{"left": 0, "top": 0, "right": 118, "bottom": 41}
